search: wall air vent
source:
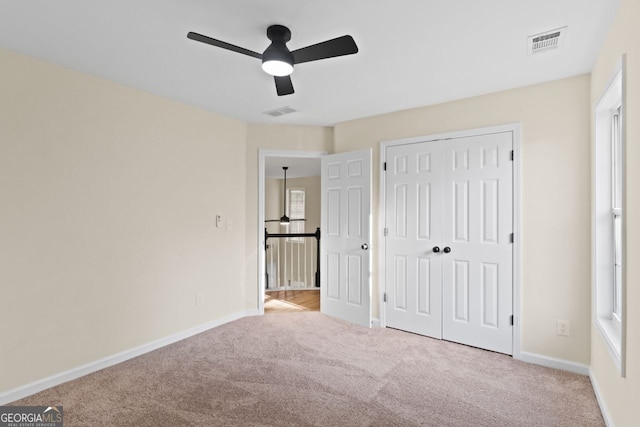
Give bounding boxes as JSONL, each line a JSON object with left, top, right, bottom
{"left": 263, "top": 106, "right": 297, "bottom": 117}
{"left": 527, "top": 26, "right": 567, "bottom": 56}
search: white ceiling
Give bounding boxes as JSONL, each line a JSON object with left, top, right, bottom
{"left": 265, "top": 157, "right": 321, "bottom": 179}
{"left": 0, "top": 1, "right": 619, "bottom": 126}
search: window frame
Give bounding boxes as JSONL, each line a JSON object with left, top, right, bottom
{"left": 593, "top": 61, "right": 626, "bottom": 377}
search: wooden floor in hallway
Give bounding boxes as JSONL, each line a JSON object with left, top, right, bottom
{"left": 264, "top": 290, "right": 320, "bottom": 313}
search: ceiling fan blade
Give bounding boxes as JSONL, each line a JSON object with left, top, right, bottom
{"left": 292, "top": 35, "right": 358, "bottom": 64}
{"left": 187, "top": 32, "right": 262, "bottom": 59}
{"left": 288, "top": 219, "right": 306, "bottom": 222}
{"left": 264, "top": 219, "right": 282, "bottom": 222}
{"left": 274, "top": 76, "right": 295, "bottom": 96}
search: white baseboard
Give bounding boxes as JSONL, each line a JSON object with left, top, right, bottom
{"left": 589, "top": 370, "right": 614, "bottom": 427}
{"left": 0, "top": 309, "right": 256, "bottom": 405}
{"left": 370, "top": 318, "right": 381, "bottom": 328}
{"left": 517, "top": 351, "right": 590, "bottom": 375}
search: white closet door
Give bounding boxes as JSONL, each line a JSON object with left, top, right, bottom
{"left": 441, "top": 132, "right": 513, "bottom": 355}
{"left": 385, "top": 141, "right": 443, "bottom": 338}
{"left": 383, "top": 131, "right": 514, "bottom": 355}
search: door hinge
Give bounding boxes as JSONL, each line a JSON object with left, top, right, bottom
{"left": 510, "top": 150, "right": 514, "bottom": 161}
{"left": 383, "top": 162, "right": 387, "bottom": 171}
{"left": 510, "top": 233, "right": 514, "bottom": 243}
{"left": 383, "top": 227, "right": 389, "bottom": 237}
{"left": 510, "top": 315, "right": 514, "bottom": 326}
{"left": 383, "top": 292, "right": 387, "bottom": 303}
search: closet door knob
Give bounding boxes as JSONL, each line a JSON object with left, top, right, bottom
{"left": 433, "top": 246, "right": 440, "bottom": 253}
{"left": 443, "top": 247, "right": 451, "bottom": 253}
{"left": 361, "top": 243, "right": 369, "bottom": 250}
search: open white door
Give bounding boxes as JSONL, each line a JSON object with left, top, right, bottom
{"left": 321, "top": 149, "right": 372, "bottom": 327}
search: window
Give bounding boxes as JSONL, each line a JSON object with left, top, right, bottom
{"left": 286, "top": 188, "right": 305, "bottom": 241}
{"left": 612, "top": 106, "right": 622, "bottom": 321}
{"left": 594, "top": 64, "right": 625, "bottom": 375}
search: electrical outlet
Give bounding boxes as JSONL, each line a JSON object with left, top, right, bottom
{"left": 556, "top": 319, "right": 570, "bottom": 337}
{"left": 216, "top": 215, "right": 222, "bottom": 228}
{"left": 195, "top": 293, "right": 203, "bottom": 306}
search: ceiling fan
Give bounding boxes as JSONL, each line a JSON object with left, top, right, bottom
{"left": 265, "top": 166, "right": 305, "bottom": 225}
{"left": 187, "top": 24, "right": 358, "bottom": 96}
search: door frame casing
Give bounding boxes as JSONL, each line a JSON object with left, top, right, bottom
{"left": 379, "top": 123, "right": 522, "bottom": 359}
{"left": 258, "top": 149, "right": 327, "bottom": 314}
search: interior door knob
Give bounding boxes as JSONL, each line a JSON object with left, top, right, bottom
{"left": 361, "top": 243, "right": 369, "bottom": 250}
{"left": 443, "top": 246, "right": 451, "bottom": 253}
{"left": 433, "top": 246, "right": 440, "bottom": 253}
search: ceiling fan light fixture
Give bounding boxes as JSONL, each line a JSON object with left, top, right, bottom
{"left": 262, "top": 59, "right": 293, "bottom": 76}
{"left": 261, "top": 41, "right": 294, "bottom": 76}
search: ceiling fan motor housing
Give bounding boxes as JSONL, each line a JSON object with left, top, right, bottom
{"left": 267, "top": 25, "right": 291, "bottom": 43}
{"left": 262, "top": 25, "right": 294, "bottom": 75}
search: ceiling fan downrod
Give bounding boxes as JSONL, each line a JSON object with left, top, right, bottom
{"left": 280, "top": 166, "right": 289, "bottom": 224}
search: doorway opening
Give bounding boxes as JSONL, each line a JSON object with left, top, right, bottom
{"left": 258, "top": 148, "right": 373, "bottom": 326}
{"left": 258, "top": 150, "right": 325, "bottom": 314}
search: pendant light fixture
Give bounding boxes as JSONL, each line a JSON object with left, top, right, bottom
{"left": 279, "top": 166, "right": 290, "bottom": 224}
{"left": 265, "top": 166, "right": 306, "bottom": 224}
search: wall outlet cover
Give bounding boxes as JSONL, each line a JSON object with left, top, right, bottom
{"left": 556, "top": 319, "right": 570, "bottom": 337}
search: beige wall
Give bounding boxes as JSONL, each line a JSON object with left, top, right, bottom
{"left": 244, "top": 124, "right": 332, "bottom": 307}
{"left": 0, "top": 48, "right": 248, "bottom": 394}
{"left": 334, "top": 75, "right": 592, "bottom": 364}
{"left": 264, "top": 178, "right": 282, "bottom": 234}
{"left": 590, "top": 0, "right": 640, "bottom": 424}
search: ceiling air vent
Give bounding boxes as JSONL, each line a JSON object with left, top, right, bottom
{"left": 527, "top": 26, "right": 567, "bottom": 55}
{"left": 263, "top": 106, "right": 297, "bottom": 117}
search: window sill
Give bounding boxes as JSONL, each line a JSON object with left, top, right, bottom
{"left": 595, "top": 317, "right": 622, "bottom": 374}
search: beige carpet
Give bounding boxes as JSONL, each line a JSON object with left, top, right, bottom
{"left": 11, "top": 312, "right": 604, "bottom": 426}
